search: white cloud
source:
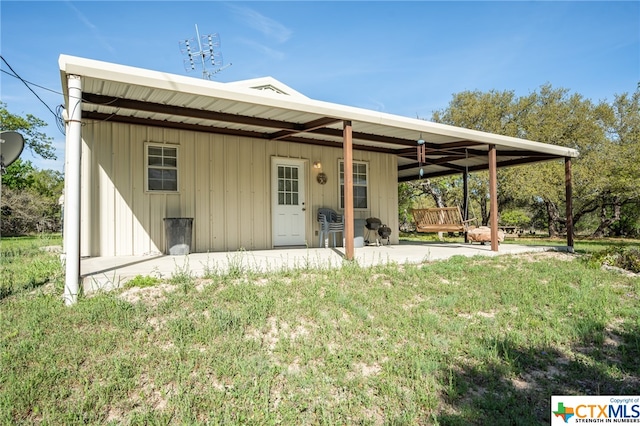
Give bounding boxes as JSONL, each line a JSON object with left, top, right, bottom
{"left": 64, "top": 1, "right": 116, "bottom": 55}
{"left": 236, "top": 37, "right": 286, "bottom": 60}
{"left": 227, "top": 4, "right": 292, "bottom": 44}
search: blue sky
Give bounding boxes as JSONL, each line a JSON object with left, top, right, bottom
{"left": 1, "top": 1, "right": 638, "bottom": 172}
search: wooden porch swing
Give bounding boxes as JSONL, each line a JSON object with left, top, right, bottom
{"left": 411, "top": 145, "right": 476, "bottom": 235}
{"left": 411, "top": 206, "right": 475, "bottom": 234}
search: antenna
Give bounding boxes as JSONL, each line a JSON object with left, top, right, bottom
{"left": 179, "top": 24, "right": 231, "bottom": 80}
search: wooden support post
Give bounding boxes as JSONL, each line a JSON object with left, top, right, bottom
{"left": 463, "top": 170, "right": 469, "bottom": 243}
{"left": 565, "top": 157, "right": 574, "bottom": 251}
{"left": 488, "top": 145, "right": 499, "bottom": 251}
{"left": 343, "top": 121, "right": 354, "bottom": 260}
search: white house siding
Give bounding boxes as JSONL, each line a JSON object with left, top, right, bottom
{"left": 80, "top": 121, "right": 399, "bottom": 257}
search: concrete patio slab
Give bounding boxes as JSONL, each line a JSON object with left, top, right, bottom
{"left": 81, "top": 241, "right": 570, "bottom": 294}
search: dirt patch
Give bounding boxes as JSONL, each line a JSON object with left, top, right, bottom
{"left": 253, "top": 277, "right": 270, "bottom": 286}
{"left": 194, "top": 278, "right": 215, "bottom": 292}
{"left": 347, "top": 362, "right": 382, "bottom": 380}
{"left": 118, "top": 283, "right": 176, "bottom": 305}
{"left": 146, "top": 316, "right": 167, "bottom": 332}
{"left": 516, "top": 250, "right": 577, "bottom": 263}
{"left": 363, "top": 406, "right": 385, "bottom": 425}
{"left": 458, "top": 310, "right": 496, "bottom": 319}
{"left": 132, "top": 372, "right": 172, "bottom": 414}
{"left": 602, "top": 264, "right": 640, "bottom": 278}
{"left": 40, "top": 245, "right": 62, "bottom": 253}
{"left": 510, "top": 364, "right": 561, "bottom": 391}
{"left": 402, "top": 294, "right": 425, "bottom": 310}
{"left": 28, "top": 281, "right": 56, "bottom": 296}
{"left": 244, "top": 317, "right": 315, "bottom": 353}
{"left": 287, "top": 357, "right": 302, "bottom": 375}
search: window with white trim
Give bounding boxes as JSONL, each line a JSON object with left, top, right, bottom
{"left": 146, "top": 144, "right": 178, "bottom": 192}
{"left": 339, "top": 160, "right": 368, "bottom": 209}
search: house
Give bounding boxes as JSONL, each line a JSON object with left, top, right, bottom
{"left": 58, "top": 54, "right": 578, "bottom": 304}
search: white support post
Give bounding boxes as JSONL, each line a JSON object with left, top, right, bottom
{"left": 63, "top": 75, "right": 82, "bottom": 305}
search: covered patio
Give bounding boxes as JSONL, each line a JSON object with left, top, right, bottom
{"left": 59, "top": 55, "right": 579, "bottom": 304}
{"left": 81, "top": 241, "right": 571, "bottom": 294}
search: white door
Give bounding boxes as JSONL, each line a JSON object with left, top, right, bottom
{"left": 272, "top": 158, "right": 307, "bottom": 246}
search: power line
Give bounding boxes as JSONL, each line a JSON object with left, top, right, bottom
{"left": 0, "top": 55, "right": 60, "bottom": 120}
{"left": 0, "top": 56, "right": 67, "bottom": 135}
{"left": 0, "top": 68, "right": 64, "bottom": 97}
{"left": 1, "top": 68, "right": 121, "bottom": 106}
{"left": 1, "top": 66, "right": 127, "bottom": 133}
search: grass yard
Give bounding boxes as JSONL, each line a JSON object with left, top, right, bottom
{"left": 1, "top": 235, "right": 639, "bottom": 425}
{"left": 0, "top": 234, "right": 63, "bottom": 299}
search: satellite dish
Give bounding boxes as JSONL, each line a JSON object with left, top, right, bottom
{"left": 0, "top": 131, "right": 25, "bottom": 168}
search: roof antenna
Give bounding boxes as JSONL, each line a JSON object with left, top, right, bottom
{"left": 179, "top": 24, "right": 231, "bottom": 80}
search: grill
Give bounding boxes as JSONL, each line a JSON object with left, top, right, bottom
{"left": 378, "top": 224, "right": 392, "bottom": 245}
{"left": 365, "top": 217, "right": 392, "bottom": 246}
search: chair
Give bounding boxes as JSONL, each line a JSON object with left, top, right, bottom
{"left": 317, "top": 208, "right": 345, "bottom": 248}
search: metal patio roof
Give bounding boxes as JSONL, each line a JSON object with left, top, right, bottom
{"left": 59, "top": 54, "right": 578, "bottom": 181}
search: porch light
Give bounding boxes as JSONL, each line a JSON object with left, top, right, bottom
{"left": 313, "top": 161, "right": 322, "bottom": 169}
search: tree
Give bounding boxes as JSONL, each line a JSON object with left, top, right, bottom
{"left": 431, "top": 89, "right": 526, "bottom": 227}
{"left": 1, "top": 105, "right": 62, "bottom": 235}
{"left": 1, "top": 158, "right": 37, "bottom": 189}
{"left": 1, "top": 187, "right": 61, "bottom": 235}
{"left": 0, "top": 102, "right": 56, "bottom": 160}
{"left": 426, "top": 84, "right": 638, "bottom": 238}
{"left": 1, "top": 159, "right": 64, "bottom": 236}
{"left": 586, "top": 91, "right": 640, "bottom": 236}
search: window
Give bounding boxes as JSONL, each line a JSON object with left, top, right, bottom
{"left": 277, "top": 165, "right": 300, "bottom": 205}
{"left": 339, "top": 160, "right": 368, "bottom": 209}
{"left": 146, "top": 144, "right": 178, "bottom": 192}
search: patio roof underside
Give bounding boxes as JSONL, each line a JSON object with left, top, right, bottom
{"left": 71, "top": 67, "right": 577, "bottom": 182}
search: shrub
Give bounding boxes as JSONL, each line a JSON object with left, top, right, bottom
{"left": 124, "top": 275, "right": 161, "bottom": 289}
{"left": 1, "top": 188, "right": 61, "bottom": 236}
{"left": 585, "top": 246, "right": 640, "bottom": 273}
{"left": 500, "top": 209, "right": 531, "bottom": 228}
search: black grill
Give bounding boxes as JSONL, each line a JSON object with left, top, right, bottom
{"left": 365, "top": 217, "right": 391, "bottom": 245}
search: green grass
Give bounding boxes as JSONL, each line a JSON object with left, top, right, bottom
{"left": 1, "top": 236, "right": 639, "bottom": 425}
{"left": 0, "top": 234, "right": 63, "bottom": 299}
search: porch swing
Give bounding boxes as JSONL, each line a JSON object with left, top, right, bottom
{"left": 411, "top": 148, "right": 477, "bottom": 235}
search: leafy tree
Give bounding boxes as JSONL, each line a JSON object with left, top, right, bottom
{"left": 500, "top": 209, "right": 531, "bottom": 229}
{"left": 1, "top": 160, "right": 63, "bottom": 236}
{"left": 0, "top": 102, "right": 56, "bottom": 160}
{"left": 1, "top": 105, "right": 62, "bottom": 235}
{"left": 560, "top": 91, "right": 640, "bottom": 237}
{"left": 430, "top": 89, "right": 525, "bottom": 227}
{"left": 1, "top": 188, "right": 60, "bottom": 235}
{"left": 424, "top": 84, "right": 639, "bottom": 237}
{"left": 1, "top": 158, "right": 37, "bottom": 189}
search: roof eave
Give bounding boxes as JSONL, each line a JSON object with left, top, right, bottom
{"left": 58, "top": 54, "right": 578, "bottom": 159}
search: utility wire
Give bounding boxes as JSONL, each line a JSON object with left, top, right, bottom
{"left": 1, "top": 56, "right": 67, "bottom": 135}
{"left": 1, "top": 55, "right": 59, "bottom": 120}
{"left": 1, "top": 67, "right": 118, "bottom": 106}
{"left": 0, "top": 68, "right": 64, "bottom": 97}
{"left": 2, "top": 56, "right": 145, "bottom": 134}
